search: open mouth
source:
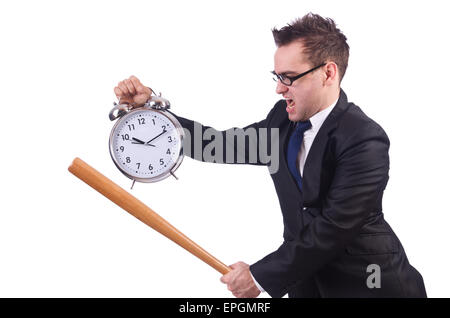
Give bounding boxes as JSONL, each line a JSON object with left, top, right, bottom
{"left": 286, "top": 99, "right": 295, "bottom": 108}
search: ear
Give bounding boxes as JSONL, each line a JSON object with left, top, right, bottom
{"left": 323, "top": 62, "right": 339, "bottom": 86}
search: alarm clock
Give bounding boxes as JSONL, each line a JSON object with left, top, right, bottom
{"left": 108, "top": 92, "right": 185, "bottom": 188}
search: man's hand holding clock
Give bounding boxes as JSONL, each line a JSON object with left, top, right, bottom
{"left": 114, "top": 75, "right": 152, "bottom": 107}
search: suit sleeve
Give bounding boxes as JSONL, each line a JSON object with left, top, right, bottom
{"left": 249, "top": 123, "right": 390, "bottom": 298}
{"left": 167, "top": 103, "right": 280, "bottom": 166}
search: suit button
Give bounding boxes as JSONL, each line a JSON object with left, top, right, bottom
{"left": 303, "top": 207, "right": 307, "bottom": 211}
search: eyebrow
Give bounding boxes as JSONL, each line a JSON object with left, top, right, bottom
{"left": 273, "top": 70, "right": 298, "bottom": 76}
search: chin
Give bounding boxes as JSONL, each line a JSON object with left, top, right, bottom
{"left": 288, "top": 112, "right": 300, "bottom": 122}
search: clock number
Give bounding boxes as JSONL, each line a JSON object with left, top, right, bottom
{"left": 126, "top": 157, "right": 131, "bottom": 163}
{"left": 128, "top": 124, "right": 135, "bottom": 131}
{"left": 152, "top": 119, "right": 156, "bottom": 125}
{"left": 148, "top": 164, "right": 153, "bottom": 171}
{"left": 166, "top": 148, "right": 171, "bottom": 155}
{"left": 138, "top": 118, "right": 146, "bottom": 125}
{"left": 159, "top": 158, "right": 164, "bottom": 165}
{"left": 136, "top": 162, "right": 140, "bottom": 169}
{"left": 121, "top": 134, "right": 130, "bottom": 141}
{"left": 162, "top": 125, "right": 167, "bottom": 133}
{"left": 168, "top": 136, "right": 172, "bottom": 143}
{"left": 120, "top": 146, "right": 124, "bottom": 152}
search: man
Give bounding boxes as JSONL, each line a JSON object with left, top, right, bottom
{"left": 114, "top": 13, "right": 426, "bottom": 298}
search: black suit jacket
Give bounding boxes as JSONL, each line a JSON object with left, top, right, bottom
{"left": 172, "top": 89, "right": 426, "bottom": 298}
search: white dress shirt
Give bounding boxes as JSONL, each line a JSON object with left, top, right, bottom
{"left": 250, "top": 97, "right": 339, "bottom": 294}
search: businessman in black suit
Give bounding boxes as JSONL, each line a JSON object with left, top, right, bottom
{"left": 114, "top": 13, "right": 426, "bottom": 298}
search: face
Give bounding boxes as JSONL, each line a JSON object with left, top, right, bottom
{"left": 274, "top": 41, "right": 329, "bottom": 122}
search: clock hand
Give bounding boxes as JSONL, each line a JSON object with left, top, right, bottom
{"left": 132, "top": 137, "right": 145, "bottom": 144}
{"left": 146, "top": 129, "right": 167, "bottom": 144}
{"left": 132, "top": 137, "right": 156, "bottom": 147}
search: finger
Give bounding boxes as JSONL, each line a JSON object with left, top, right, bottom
{"left": 124, "top": 79, "right": 136, "bottom": 95}
{"left": 116, "top": 85, "right": 129, "bottom": 98}
{"left": 136, "top": 85, "right": 152, "bottom": 95}
{"left": 114, "top": 87, "right": 123, "bottom": 98}
{"left": 118, "top": 81, "right": 131, "bottom": 96}
{"left": 222, "top": 272, "right": 233, "bottom": 283}
{"left": 129, "top": 75, "right": 140, "bottom": 83}
{"left": 129, "top": 75, "right": 142, "bottom": 90}
{"left": 230, "top": 263, "right": 239, "bottom": 270}
{"left": 131, "top": 76, "right": 152, "bottom": 95}
{"left": 220, "top": 276, "right": 227, "bottom": 284}
{"left": 134, "top": 94, "right": 150, "bottom": 105}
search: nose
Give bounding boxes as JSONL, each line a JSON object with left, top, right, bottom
{"left": 275, "top": 80, "right": 288, "bottom": 95}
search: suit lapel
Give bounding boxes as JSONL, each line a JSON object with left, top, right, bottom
{"left": 302, "top": 89, "right": 350, "bottom": 203}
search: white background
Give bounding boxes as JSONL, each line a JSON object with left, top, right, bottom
{"left": 1, "top": 0, "right": 449, "bottom": 298}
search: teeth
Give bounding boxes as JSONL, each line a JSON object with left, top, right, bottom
{"left": 286, "top": 99, "right": 294, "bottom": 108}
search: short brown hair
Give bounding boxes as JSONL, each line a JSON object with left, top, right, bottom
{"left": 272, "top": 13, "right": 350, "bottom": 83}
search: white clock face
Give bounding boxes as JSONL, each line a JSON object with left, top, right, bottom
{"left": 110, "top": 109, "right": 182, "bottom": 181}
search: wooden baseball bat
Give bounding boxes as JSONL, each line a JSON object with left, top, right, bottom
{"left": 68, "top": 157, "right": 231, "bottom": 275}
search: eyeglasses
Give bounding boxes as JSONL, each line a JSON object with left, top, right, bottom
{"left": 271, "top": 63, "right": 326, "bottom": 86}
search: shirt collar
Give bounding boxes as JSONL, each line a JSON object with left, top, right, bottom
{"left": 308, "top": 97, "right": 339, "bottom": 133}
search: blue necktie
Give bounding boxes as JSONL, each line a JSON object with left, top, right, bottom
{"left": 287, "top": 120, "right": 312, "bottom": 191}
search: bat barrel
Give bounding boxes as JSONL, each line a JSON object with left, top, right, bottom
{"left": 68, "top": 157, "right": 231, "bottom": 275}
